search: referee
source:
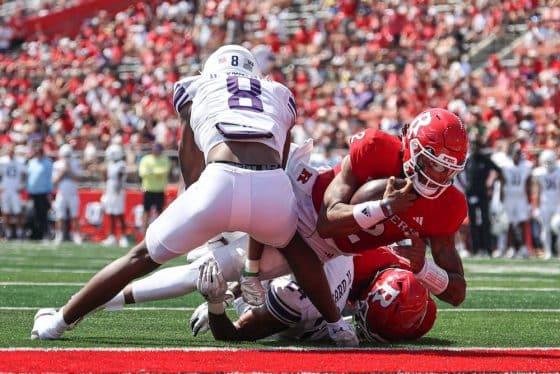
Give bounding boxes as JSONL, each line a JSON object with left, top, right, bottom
{"left": 138, "top": 143, "right": 171, "bottom": 232}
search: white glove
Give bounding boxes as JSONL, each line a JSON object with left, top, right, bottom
{"left": 240, "top": 272, "right": 266, "bottom": 306}
{"left": 197, "top": 260, "right": 227, "bottom": 305}
{"left": 327, "top": 317, "right": 360, "bottom": 347}
{"left": 189, "top": 290, "right": 235, "bottom": 337}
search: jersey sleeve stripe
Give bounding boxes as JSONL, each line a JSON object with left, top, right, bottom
{"left": 173, "top": 86, "right": 188, "bottom": 113}
{"left": 287, "top": 97, "right": 297, "bottom": 120}
{"left": 265, "top": 288, "right": 301, "bottom": 325}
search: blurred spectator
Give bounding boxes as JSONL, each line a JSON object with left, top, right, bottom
{"left": 464, "top": 139, "right": 502, "bottom": 256}
{"left": 138, "top": 143, "right": 170, "bottom": 232}
{"left": 0, "top": 143, "right": 26, "bottom": 239}
{"left": 26, "top": 140, "right": 53, "bottom": 241}
{"left": 495, "top": 144, "right": 533, "bottom": 259}
{"left": 52, "top": 144, "right": 82, "bottom": 244}
{"left": 101, "top": 144, "right": 128, "bottom": 248}
{"left": 532, "top": 150, "right": 560, "bottom": 259}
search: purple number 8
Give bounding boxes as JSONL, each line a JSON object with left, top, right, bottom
{"left": 226, "top": 76, "right": 264, "bottom": 112}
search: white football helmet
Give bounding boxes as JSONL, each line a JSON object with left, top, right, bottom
{"left": 59, "top": 144, "right": 73, "bottom": 159}
{"left": 105, "top": 144, "right": 124, "bottom": 162}
{"left": 202, "top": 45, "right": 261, "bottom": 78}
{"left": 539, "top": 150, "right": 557, "bottom": 172}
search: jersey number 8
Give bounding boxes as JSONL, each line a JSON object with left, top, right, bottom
{"left": 227, "top": 76, "right": 264, "bottom": 113}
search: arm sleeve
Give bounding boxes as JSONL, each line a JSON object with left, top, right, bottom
{"left": 173, "top": 76, "right": 201, "bottom": 113}
{"left": 138, "top": 157, "right": 147, "bottom": 178}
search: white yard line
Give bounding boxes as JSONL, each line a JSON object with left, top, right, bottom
{"left": 464, "top": 264, "right": 560, "bottom": 275}
{"left": 1, "top": 282, "right": 559, "bottom": 292}
{"left": 0, "top": 267, "right": 95, "bottom": 274}
{"left": 2, "top": 306, "right": 560, "bottom": 313}
{"left": 0, "top": 346, "right": 559, "bottom": 352}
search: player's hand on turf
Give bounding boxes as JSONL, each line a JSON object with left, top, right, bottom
{"left": 382, "top": 177, "right": 416, "bottom": 214}
{"left": 190, "top": 302, "right": 210, "bottom": 336}
{"left": 240, "top": 273, "right": 266, "bottom": 306}
{"left": 197, "top": 260, "right": 227, "bottom": 304}
{"left": 327, "top": 316, "right": 359, "bottom": 347}
{"left": 391, "top": 235, "right": 427, "bottom": 273}
{"left": 189, "top": 290, "right": 235, "bottom": 337}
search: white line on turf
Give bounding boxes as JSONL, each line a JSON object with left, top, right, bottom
{"left": 1, "top": 282, "right": 559, "bottom": 292}
{"left": 2, "top": 306, "right": 560, "bottom": 312}
{"left": 0, "top": 347, "right": 559, "bottom": 352}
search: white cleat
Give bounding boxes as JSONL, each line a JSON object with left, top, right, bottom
{"left": 72, "top": 233, "right": 83, "bottom": 245}
{"left": 30, "top": 308, "right": 68, "bottom": 340}
{"left": 118, "top": 236, "right": 129, "bottom": 248}
{"left": 102, "top": 235, "right": 117, "bottom": 247}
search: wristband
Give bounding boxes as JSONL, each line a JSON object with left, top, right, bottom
{"left": 381, "top": 199, "right": 393, "bottom": 217}
{"left": 353, "top": 200, "right": 387, "bottom": 229}
{"left": 244, "top": 259, "right": 260, "bottom": 274}
{"left": 414, "top": 258, "right": 449, "bottom": 295}
{"left": 208, "top": 302, "right": 226, "bottom": 315}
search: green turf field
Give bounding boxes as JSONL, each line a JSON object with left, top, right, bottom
{"left": 1, "top": 241, "right": 559, "bottom": 348}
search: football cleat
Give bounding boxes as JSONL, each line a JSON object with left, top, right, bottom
{"left": 30, "top": 308, "right": 69, "bottom": 340}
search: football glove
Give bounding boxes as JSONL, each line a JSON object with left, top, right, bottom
{"left": 189, "top": 290, "right": 235, "bottom": 337}
{"left": 197, "top": 260, "right": 227, "bottom": 305}
{"left": 327, "top": 317, "right": 360, "bottom": 347}
{"left": 240, "top": 271, "right": 266, "bottom": 306}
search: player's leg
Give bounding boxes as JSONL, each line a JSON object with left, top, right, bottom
{"left": 104, "top": 234, "right": 250, "bottom": 309}
{"left": 70, "top": 194, "right": 81, "bottom": 244}
{"left": 53, "top": 196, "right": 65, "bottom": 244}
{"left": 13, "top": 193, "right": 24, "bottom": 239}
{"left": 541, "top": 210, "right": 553, "bottom": 259}
{"left": 118, "top": 214, "right": 128, "bottom": 247}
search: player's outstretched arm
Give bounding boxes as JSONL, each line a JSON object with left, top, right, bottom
{"left": 317, "top": 156, "right": 415, "bottom": 238}
{"left": 426, "top": 235, "right": 466, "bottom": 306}
{"left": 198, "top": 261, "right": 286, "bottom": 341}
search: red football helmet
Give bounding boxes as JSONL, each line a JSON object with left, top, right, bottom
{"left": 354, "top": 268, "right": 430, "bottom": 342}
{"left": 402, "top": 108, "right": 468, "bottom": 199}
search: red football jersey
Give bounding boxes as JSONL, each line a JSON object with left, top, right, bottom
{"left": 311, "top": 128, "right": 467, "bottom": 254}
{"left": 350, "top": 246, "right": 411, "bottom": 301}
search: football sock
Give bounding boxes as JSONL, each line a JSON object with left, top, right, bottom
{"left": 131, "top": 264, "right": 199, "bottom": 303}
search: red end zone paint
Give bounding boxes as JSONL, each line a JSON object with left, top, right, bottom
{"left": 1, "top": 348, "right": 560, "bottom": 373}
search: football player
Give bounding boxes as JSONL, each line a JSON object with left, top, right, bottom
{"left": 101, "top": 144, "right": 128, "bottom": 248}
{"left": 532, "top": 150, "right": 560, "bottom": 259}
{"left": 52, "top": 144, "right": 83, "bottom": 245}
{"left": 281, "top": 107, "right": 468, "bottom": 334}
{"left": 31, "top": 45, "right": 302, "bottom": 341}
{"left": 0, "top": 143, "right": 26, "bottom": 239}
{"left": 193, "top": 245, "right": 435, "bottom": 343}
{"left": 497, "top": 144, "right": 533, "bottom": 258}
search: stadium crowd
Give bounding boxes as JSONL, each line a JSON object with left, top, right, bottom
{"left": 0, "top": 0, "right": 560, "bottom": 257}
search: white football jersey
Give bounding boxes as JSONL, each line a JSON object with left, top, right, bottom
{"left": 533, "top": 166, "right": 560, "bottom": 207}
{"left": 106, "top": 160, "right": 127, "bottom": 195}
{"left": 265, "top": 255, "right": 353, "bottom": 341}
{"left": 53, "top": 159, "right": 82, "bottom": 196}
{"left": 502, "top": 161, "right": 532, "bottom": 200}
{"left": 0, "top": 156, "right": 25, "bottom": 192}
{"left": 173, "top": 74, "right": 296, "bottom": 161}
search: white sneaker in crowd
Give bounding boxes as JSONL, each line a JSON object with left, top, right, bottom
{"left": 53, "top": 232, "right": 63, "bottom": 245}
{"left": 505, "top": 247, "right": 516, "bottom": 259}
{"left": 72, "top": 232, "right": 83, "bottom": 245}
{"left": 515, "top": 246, "right": 530, "bottom": 259}
{"left": 102, "top": 235, "right": 117, "bottom": 247}
{"left": 118, "top": 236, "right": 129, "bottom": 248}
{"left": 492, "top": 248, "right": 505, "bottom": 258}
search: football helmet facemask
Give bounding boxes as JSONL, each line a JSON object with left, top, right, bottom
{"left": 402, "top": 108, "right": 469, "bottom": 199}
{"left": 354, "top": 268, "right": 430, "bottom": 342}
